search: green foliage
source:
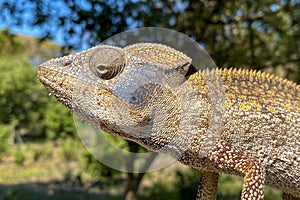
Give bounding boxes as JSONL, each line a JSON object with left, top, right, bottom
{"left": 0, "top": 124, "right": 12, "bottom": 159}
{"left": 43, "top": 100, "right": 76, "bottom": 139}
{"left": 264, "top": 186, "right": 282, "bottom": 200}
{"left": 81, "top": 149, "right": 119, "bottom": 184}
{"left": 175, "top": 168, "right": 199, "bottom": 199}
{"left": 143, "top": 180, "right": 178, "bottom": 200}
{"left": 0, "top": 30, "right": 76, "bottom": 140}
{"left": 217, "top": 174, "right": 243, "bottom": 199}
{"left": 105, "top": 133, "right": 130, "bottom": 151}
{"left": 0, "top": 28, "right": 24, "bottom": 56}
{"left": 0, "top": 56, "right": 39, "bottom": 126}
{"left": 57, "top": 137, "right": 80, "bottom": 161}
{"left": 31, "top": 142, "right": 53, "bottom": 162}
{"left": 13, "top": 146, "right": 26, "bottom": 165}
{"left": 0, "top": 54, "right": 75, "bottom": 139}
{"left": 105, "top": 133, "right": 151, "bottom": 153}
{"left": 143, "top": 169, "right": 200, "bottom": 200}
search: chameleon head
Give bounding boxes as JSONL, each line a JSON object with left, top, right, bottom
{"left": 38, "top": 43, "right": 200, "bottom": 151}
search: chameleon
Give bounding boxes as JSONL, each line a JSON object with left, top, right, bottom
{"left": 38, "top": 43, "right": 300, "bottom": 200}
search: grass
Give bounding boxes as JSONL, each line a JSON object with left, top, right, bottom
{"left": 0, "top": 139, "right": 123, "bottom": 200}
{"left": 0, "top": 139, "right": 282, "bottom": 200}
{"left": 0, "top": 142, "right": 61, "bottom": 183}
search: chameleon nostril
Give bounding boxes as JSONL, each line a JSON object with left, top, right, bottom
{"left": 62, "top": 60, "right": 72, "bottom": 66}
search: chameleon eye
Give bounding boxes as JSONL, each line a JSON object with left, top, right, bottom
{"left": 89, "top": 47, "right": 125, "bottom": 80}
{"left": 95, "top": 64, "right": 108, "bottom": 76}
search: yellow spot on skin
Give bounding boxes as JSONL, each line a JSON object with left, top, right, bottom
{"left": 232, "top": 86, "right": 239, "bottom": 93}
{"left": 225, "top": 101, "right": 232, "bottom": 107}
{"left": 267, "top": 106, "right": 276, "bottom": 113}
{"left": 284, "top": 103, "right": 292, "bottom": 110}
{"left": 227, "top": 93, "right": 236, "bottom": 99}
{"left": 270, "top": 99, "right": 279, "bottom": 105}
{"left": 239, "top": 102, "right": 251, "bottom": 111}
{"left": 260, "top": 98, "right": 269, "bottom": 104}
{"left": 251, "top": 101, "right": 262, "bottom": 110}
{"left": 240, "top": 95, "right": 247, "bottom": 100}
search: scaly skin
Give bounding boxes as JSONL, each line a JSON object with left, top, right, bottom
{"left": 38, "top": 43, "right": 300, "bottom": 200}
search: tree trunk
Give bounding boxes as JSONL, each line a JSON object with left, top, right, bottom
{"left": 123, "top": 141, "right": 158, "bottom": 200}
{"left": 124, "top": 172, "right": 139, "bottom": 200}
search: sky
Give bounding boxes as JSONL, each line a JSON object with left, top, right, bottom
{"left": 0, "top": 0, "right": 298, "bottom": 50}
{"left": 0, "top": 0, "right": 190, "bottom": 50}
{"left": 0, "top": 0, "right": 77, "bottom": 47}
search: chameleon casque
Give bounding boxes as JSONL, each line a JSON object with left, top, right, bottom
{"left": 38, "top": 43, "right": 300, "bottom": 200}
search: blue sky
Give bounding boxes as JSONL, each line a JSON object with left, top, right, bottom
{"left": 0, "top": 0, "right": 297, "bottom": 50}
{"left": 0, "top": 0, "right": 77, "bottom": 47}
{"left": 0, "top": 0, "right": 189, "bottom": 49}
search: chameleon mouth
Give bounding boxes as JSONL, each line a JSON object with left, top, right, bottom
{"left": 38, "top": 65, "right": 76, "bottom": 109}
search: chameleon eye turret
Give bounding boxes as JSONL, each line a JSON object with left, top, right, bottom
{"left": 124, "top": 43, "right": 192, "bottom": 76}
{"left": 89, "top": 47, "right": 126, "bottom": 80}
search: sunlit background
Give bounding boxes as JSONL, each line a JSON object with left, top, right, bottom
{"left": 0, "top": 0, "right": 299, "bottom": 199}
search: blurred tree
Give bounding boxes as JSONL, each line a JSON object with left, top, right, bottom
{"left": 173, "top": 1, "right": 300, "bottom": 81}
{"left": 43, "top": 99, "right": 76, "bottom": 139}
{"left": 0, "top": 29, "right": 76, "bottom": 141}
{"left": 0, "top": 28, "right": 24, "bottom": 56}
{"left": 0, "top": 0, "right": 298, "bottom": 81}
{"left": 0, "top": 51, "right": 45, "bottom": 141}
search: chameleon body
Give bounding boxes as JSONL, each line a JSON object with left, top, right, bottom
{"left": 38, "top": 43, "right": 300, "bottom": 200}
